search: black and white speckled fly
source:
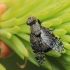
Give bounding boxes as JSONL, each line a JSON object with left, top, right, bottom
{"left": 26, "top": 17, "right": 64, "bottom": 64}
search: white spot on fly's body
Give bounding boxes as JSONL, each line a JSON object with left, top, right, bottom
{"left": 41, "top": 30, "right": 50, "bottom": 44}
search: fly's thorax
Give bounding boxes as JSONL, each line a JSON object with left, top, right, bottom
{"left": 30, "top": 23, "right": 41, "bottom": 36}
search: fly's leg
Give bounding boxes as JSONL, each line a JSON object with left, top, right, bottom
{"left": 37, "top": 19, "right": 41, "bottom": 25}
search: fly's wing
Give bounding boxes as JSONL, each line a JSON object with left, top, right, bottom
{"left": 30, "top": 33, "right": 45, "bottom": 64}
{"left": 51, "top": 38, "right": 64, "bottom": 53}
{"left": 41, "top": 27, "right": 64, "bottom": 53}
{"left": 32, "top": 48, "right": 45, "bottom": 64}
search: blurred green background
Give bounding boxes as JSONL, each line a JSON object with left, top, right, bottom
{"left": 0, "top": 53, "right": 47, "bottom": 70}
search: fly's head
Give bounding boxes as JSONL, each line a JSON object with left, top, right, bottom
{"left": 26, "top": 17, "right": 41, "bottom": 36}
{"left": 26, "top": 17, "right": 36, "bottom": 26}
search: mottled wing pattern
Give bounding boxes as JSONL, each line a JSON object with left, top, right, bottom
{"left": 27, "top": 17, "right": 64, "bottom": 65}
{"left": 41, "top": 27, "right": 64, "bottom": 53}
{"left": 30, "top": 33, "right": 46, "bottom": 64}
{"left": 30, "top": 26, "right": 64, "bottom": 64}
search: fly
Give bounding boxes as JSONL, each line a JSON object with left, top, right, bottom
{"left": 26, "top": 17, "right": 64, "bottom": 64}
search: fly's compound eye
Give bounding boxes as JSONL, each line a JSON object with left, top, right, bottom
{"left": 26, "top": 17, "right": 36, "bottom": 26}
